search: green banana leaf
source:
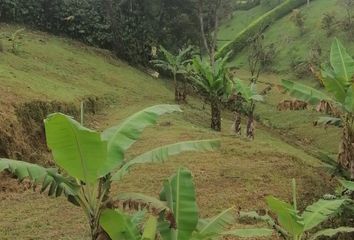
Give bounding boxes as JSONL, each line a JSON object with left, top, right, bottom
{"left": 302, "top": 199, "right": 346, "bottom": 231}
{"left": 45, "top": 113, "right": 107, "bottom": 183}
{"left": 101, "top": 105, "right": 181, "bottom": 174}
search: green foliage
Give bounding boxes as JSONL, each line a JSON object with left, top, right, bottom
{"left": 113, "top": 168, "right": 273, "bottom": 240}
{"left": 243, "top": 179, "right": 352, "bottom": 240}
{"left": 217, "top": 0, "right": 311, "bottom": 59}
{"left": 100, "top": 209, "right": 157, "bottom": 240}
{"left": 0, "top": 0, "right": 112, "bottom": 48}
{"left": 0, "top": 105, "right": 220, "bottom": 239}
{"left": 0, "top": 0, "right": 200, "bottom": 65}
{"left": 152, "top": 46, "right": 193, "bottom": 102}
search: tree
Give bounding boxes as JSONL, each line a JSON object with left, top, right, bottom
{"left": 281, "top": 39, "right": 354, "bottom": 179}
{"left": 0, "top": 105, "right": 220, "bottom": 240}
{"left": 152, "top": 46, "right": 193, "bottom": 103}
{"left": 232, "top": 80, "right": 264, "bottom": 139}
{"left": 240, "top": 179, "right": 354, "bottom": 240}
{"left": 106, "top": 168, "right": 274, "bottom": 240}
{"left": 189, "top": 53, "right": 234, "bottom": 131}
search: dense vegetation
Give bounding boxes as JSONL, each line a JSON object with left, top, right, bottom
{"left": 3, "top": 0, "right": 354, "bottom": 239}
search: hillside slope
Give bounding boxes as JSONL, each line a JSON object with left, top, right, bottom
{"left": 0, "top": 24, "right": 336, "bottom": 239}
{"left": 221, "top": 0, "right": 351, "bottom": 75}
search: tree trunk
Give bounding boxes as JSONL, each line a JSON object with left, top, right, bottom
{"left": 173, "top": 72, "right": 179, "bottom": 103}
{"left": 246, "top": 111, "right": 255, "bottom": 140}
{"left": 211, "top": 99, "right": 221, "bottom": 131}
{"left": 338, "top": 115, "right": 354, "bottom": 179}
{"left": 233, "top": 111, "right": 242, "bottom": 135}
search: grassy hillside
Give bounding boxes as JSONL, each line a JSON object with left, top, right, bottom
{"left": 0, "top": 24, "right": 339, "bottom": 239}
{"left": 217, "top": 4, "right": 271, "bottom": 48}
{"left": 221, "top": 0, "right": 353, "bottom": 75}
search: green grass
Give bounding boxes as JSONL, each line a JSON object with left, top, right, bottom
{"left": 0, "top": 24, "right": 339, "bottom": 239}
{"left": 224, "top": 0, "right": 353, "bottom": 73}
{"left": 218, "top": 4, "right": 271, "bottom": 48}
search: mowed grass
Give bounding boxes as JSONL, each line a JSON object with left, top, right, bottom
{"left": 0, "top": 25, "right": 338, "bottom": 239}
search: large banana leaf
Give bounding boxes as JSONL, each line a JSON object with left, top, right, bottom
{"left": 330, "top": 38, "right": 354, "bottom": 84}
{"left": 220, "top": 228, "right": 273, "bottom": 238}
{"left": 112, "top": 139, "right": 220, "bottom": 181}
{"left": 195, "top": 208, "right": 235, "bottom": 238}
{"left": 141, "top": 216, "right": 158, "bottom": 240}
{"left": 0, "top": 158, "right": 79, "bottom": 198}
{"left": 101, "top": 105, "right": 181, "bottom": 174}
{"left": 321, "top": 66, "right": 347, "bottom": 104}
{"left": 281, "top": 80, "right": 331, "bottom": 105}
{"left": 100, "top": 209, "right": 140, "bottom": 240}
{"left": 302, "top": 199, "right": 346, "bottom": 231}
{"left": 45, "top": 113, "right": 107, "bottom": 183}
{"left": 160, "top": 168, "right": 199, "bottom": 240}
{"left": 266, "top": 196, "right": 304, "bottom": 236}
{"left": 309, "top": 227, "right": 354, "bottom": 240}
{"left": 339, "top": 179, "right": 354, "bottom": 190}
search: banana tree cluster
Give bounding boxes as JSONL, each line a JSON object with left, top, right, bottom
{"left": 101, "top": 168, "right": 273, "bottom": 240}
{"left": 240, "top": 179, "right": 354, "bottom": 240}
{"left": 189, "top": 53, "right": 234, "bottom": 132}
{"left": 151, "top": 46, "right": 193, "bottom": 103}
{"left": 0, "top": 105, "right": 220, "bottom": 240}
{"left": 231, "top": 79, "right": 264, "bottom": 139}
{"left": 281, "top": 38, "right": 354, "bottom": 178}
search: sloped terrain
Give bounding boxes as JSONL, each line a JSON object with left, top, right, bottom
{"left": 0, "top": 24, "right": 337, "bottom": 239}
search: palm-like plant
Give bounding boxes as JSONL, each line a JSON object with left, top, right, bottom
{"left": 189, "top": 53, "right": 234, "bottom": 131}
{"left": 151, "top": 46, "right": 193, "bottom": 103}
{"left": 281, "top": 38, "right": 354, "bottom": 178}
{"left": 232, "top": 79, "right": 264, "bottom": 139}
{"left": 240, "top": 179, "right": 354, "bottom": 240}
{"left": 0, "top": 105, "right": 220, "bottom": 240}
{"left": 105, "top": 168, "right": 273, "bottom": 240}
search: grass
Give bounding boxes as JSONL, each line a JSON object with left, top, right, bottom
{"left": 224, "top": 0, "right": 353, "bottom": 73}
{"left": 217, "top": 4, "right": 272, "bottom": 48}
{"left": 0, "top": 24, "right": 340, "bottom": 239}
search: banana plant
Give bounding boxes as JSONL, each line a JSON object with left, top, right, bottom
{"left": 151, "top": 46, "right": 193, "bottom": 103}
{"left": 100, "top": 209, "right": 158, "bottom": 240}
{"left": 115, "top": 168, "right": 273, "bottom": 240}
{"left": 281, "top": 38, "right": 354, "bottom": 178}
{"left": 0, "top": 105, "right": 220, "bottom": 240}
{"left": 189, "top": 52, "right": 234, "bottom": 131}
{"left": 232, "top": 79, "right": 264, "bottom": 139}
{"left": 240, "top": 179, "right": 354, "bottom": 240}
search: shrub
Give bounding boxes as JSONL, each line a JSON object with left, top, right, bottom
{"left": 321, "top": 12, "right": 337, "bottom": 37}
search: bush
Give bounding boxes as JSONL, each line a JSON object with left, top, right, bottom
{"left": 321, "top": 12, "right": 337, "bottom": 37}
{"left": 216, "top": 0, "right": 311, "bottom": 59}
{"left": 0, "top": 0, "right": 113, "bottom": 49}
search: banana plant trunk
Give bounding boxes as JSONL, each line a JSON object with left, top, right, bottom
{"left": 246, "top": 104, "right": 255, "bottom": 140}
{"left": 211, "top": 98, "right": 221, "bottom": 131}
{"left": 173, "top": 72, "right": 179, "bottom": 103}
{"left": 234, "top": 111, "right": 242, "bottom": 135}
{"left": 90, "top": 216, "right": 110, "bottom": 240}
{"left": 338, "top": 115, "right": 354, "bottom": 179}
